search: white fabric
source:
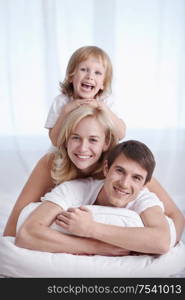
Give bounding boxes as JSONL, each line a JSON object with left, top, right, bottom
{"left": 0, "top": 202, "right": 184, "bottom": 278}
{"left": 16, "top": 202, "right": 144, "bottom": 234}
{"left": 41, "top": 177, "right": 176, "bottom": 247}
{"left": 44, "top": 93, "right": 122, "bottom": 129}
{"left": 41, "top": 177, "right": 103, "bottom": 210}
{"left": 1, "top": 1, "right": 185, "bottom": 135}
{"left": 44, "top": 94, "right": 70, "bottom": 129}
{"left": 0, "top": 236, "right": 184, "bottom": 278}
{"left": 41, "top": 178, "right": 163, "bottom": 212}
{"left": 1, "top": 0, "right": 185, "bottom": 212}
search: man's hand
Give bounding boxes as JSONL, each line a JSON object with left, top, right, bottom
{"left": 56, "top": 206, "right": 94, "bottom": 237}
{"left": 56, "top": 206, "right": 130, "bottom": 256}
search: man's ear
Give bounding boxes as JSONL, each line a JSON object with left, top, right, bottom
{"left": 103, "top": 160, "right": 109, "bottom": 177}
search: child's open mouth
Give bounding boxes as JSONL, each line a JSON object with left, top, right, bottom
{"left": 81, "top": 83, "right": 94, "bottom": 90}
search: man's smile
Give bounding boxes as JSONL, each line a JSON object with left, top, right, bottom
{"left": 113, "top": 186, "right": 130, "bottom": 196}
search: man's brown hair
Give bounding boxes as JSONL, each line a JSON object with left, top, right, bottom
{"left": 106, "top": 140, "right": 156, "bottom": 184}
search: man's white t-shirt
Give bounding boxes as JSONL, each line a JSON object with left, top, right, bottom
{"left": 41, "top": 177, "right": 163, "bottom": 213}
{"left": 45, "top": 93, "right": 121, "bottom": 129}
{"left": 41, "top": 177, "right": 176, "bottom": 247}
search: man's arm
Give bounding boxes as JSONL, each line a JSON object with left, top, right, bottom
{"left": 57, "top": 206, "right": 171, "bottom": 254}
{"left": 15, "top": 201, "right": 129, "bottom": 256}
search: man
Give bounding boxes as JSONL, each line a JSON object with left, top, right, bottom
{"left": 16, "top": 140, "right": 175, "bottom": 255}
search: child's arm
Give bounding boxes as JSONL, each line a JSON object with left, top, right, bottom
{"left": 98, "top": 102, "right": 126, "bottom": 140}
{"left": 57, "top": 205, "right": 171, "bottom": 255}
{"left": 15, "top": 201, "right": 129, "bottom": 256}
{"left": 146, "top": 177, "right": 185, "bottom": 243}
{"left": 3, "top": 154, "right": 55, "bottom": 237}
{"left": 49, "top": 99, "right": 94, "bottom": 146}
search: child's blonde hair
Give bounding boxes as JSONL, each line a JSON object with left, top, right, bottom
{"left": 51, "top": 105, "right": 118, "bottom": 184}
{"left": 60, "top": 46, "right": 112, "bottom": 99}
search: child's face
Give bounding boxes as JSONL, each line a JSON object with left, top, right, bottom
{"left": 100, "top": 154, "right": 147, "bottom": 208}
{"left": 67, "top": 116, "right": 108, "bottom": 173}
{"left": 72, "top": 56, "right": 106, "bottom": 99}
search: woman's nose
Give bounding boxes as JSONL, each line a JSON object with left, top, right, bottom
{"left": 78, "top": 140, "right": 88, "bottom": 151}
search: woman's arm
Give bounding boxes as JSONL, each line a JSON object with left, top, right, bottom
{"left": 147, "top": 177, "right": 185, "bottom": 243}
{"left": 15, "top": 201, "right": 129, "bottom": 256}
{"left": 3, "top": 154, "right": 55, "bottom": 237}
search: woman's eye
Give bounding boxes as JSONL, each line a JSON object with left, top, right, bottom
{"left": 80, "top": 67, "right": 86, "bottom": 71}
{"left": 90, "top": 138, "right": 98, "bottom": 143}
{"left": 71, "top": 136, "right": 80, "bottom": 140}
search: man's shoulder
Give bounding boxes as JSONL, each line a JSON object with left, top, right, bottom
{"left": 57, "top": 177, "right": 103, "bottom": 190}
{"left": 130, "top": 187, "right": 164, "bottom": 214}
{"left": 137, "top": 188, "right": 159, "bottom": 200}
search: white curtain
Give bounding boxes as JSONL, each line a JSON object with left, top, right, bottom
{"left": 0, "top": 0, "right": 185, "bottom": 210}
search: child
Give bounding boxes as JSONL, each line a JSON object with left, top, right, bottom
{"left": 45, "top": 45, "right": 126, "bottom": 146}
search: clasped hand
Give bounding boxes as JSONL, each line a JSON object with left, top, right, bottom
{"left": 56, "top": 206, "right": 93, "bottom": 237}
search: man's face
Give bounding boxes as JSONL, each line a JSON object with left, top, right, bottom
{"left": 99, "top": 153, "right": 147, "bottom": 208}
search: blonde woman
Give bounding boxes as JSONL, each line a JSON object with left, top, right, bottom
{"left": 4, "top": 105, "right": 185, "bottom": 244}
{"left": 4, "top": 105, "right": 118, "bottom": 238}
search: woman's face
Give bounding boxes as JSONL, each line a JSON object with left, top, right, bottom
{"left": 67, "top": 116, "right": 109, "bottom": 173}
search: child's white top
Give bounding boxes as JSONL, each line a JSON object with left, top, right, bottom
{"left": 45, "top": 93, "right": 121, "bottom": 129}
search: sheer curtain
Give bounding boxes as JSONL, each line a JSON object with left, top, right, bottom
{"left": 0, "top": 0, "right": 185, "bottom": 209}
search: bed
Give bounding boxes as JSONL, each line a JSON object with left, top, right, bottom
{"left": 0, "top": 199, "right": 185, "bottom": 278}
{"left": 0, "top": 134, "right": 185, "bottom": 278}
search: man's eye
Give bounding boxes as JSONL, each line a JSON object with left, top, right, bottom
{"left": 134, "top": 176, "right": 141, "bottom": 181}
{"left": 115, "top": 168, "right": 122, "bottom": 173}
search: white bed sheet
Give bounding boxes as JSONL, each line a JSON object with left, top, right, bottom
{"left": 0, "top": 236, "right": 185, "bottom": 278}
{"left": 0, "top": 200, "right": 185, "bottom": 278}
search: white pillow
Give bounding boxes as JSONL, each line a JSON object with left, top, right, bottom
{"left": 16, "top": 202, "right": 144, "bottom": 233}
{"left": 0, "top": 202, "right": 184, "bottom": 278}
{"left": 0, "top": 237, "right": 185, "bottom": 278}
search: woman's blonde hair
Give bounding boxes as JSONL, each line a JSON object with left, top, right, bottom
{"left": 51, "top": 105, "right": 118, "bottom": 185}
{"left": 59, "top": 46, "right": 112, "bottom": 99}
